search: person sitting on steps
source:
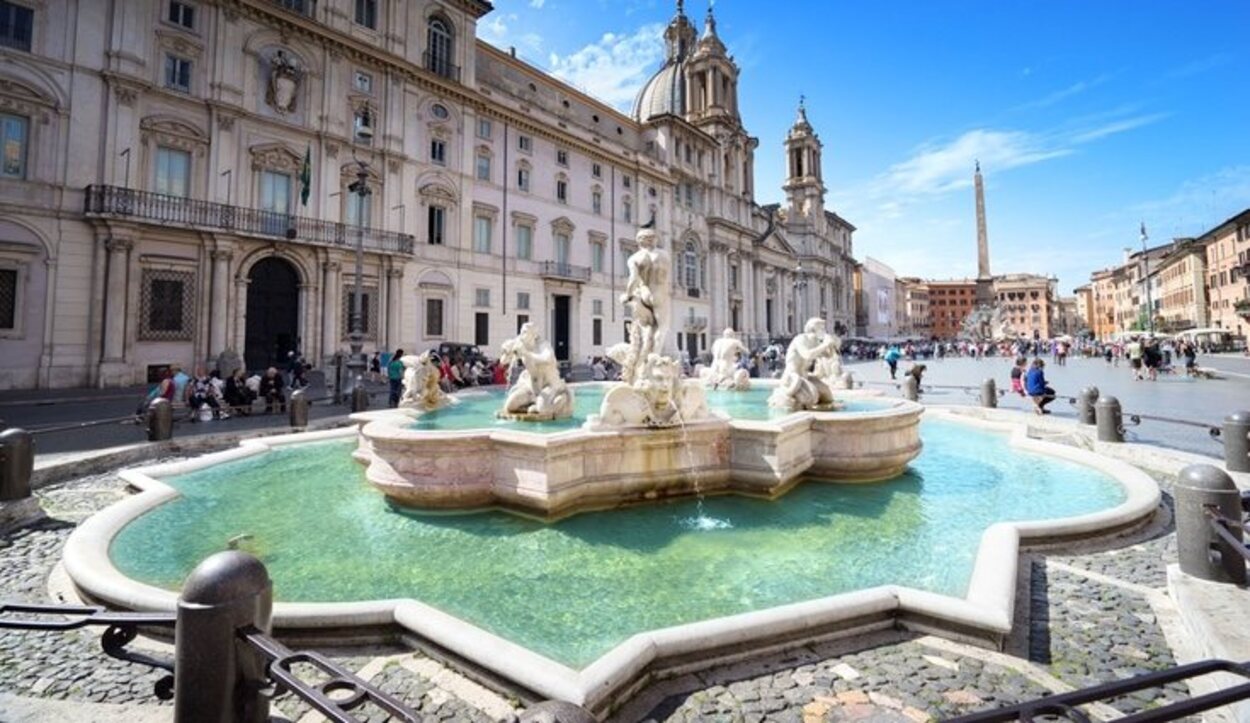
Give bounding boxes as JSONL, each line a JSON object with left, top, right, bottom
{"left": 1024, "top": 358, "right": 1056, "bottom": 415}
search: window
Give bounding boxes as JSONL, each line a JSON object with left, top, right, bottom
{"left": 556, "top": 149, "right": 568, "bottom": 166}
{"left": 591, "top": 241, "right": 605, "bottom": 273}
{"left": 477, "top": 118, "right": 492, "bottom": 139}
{"left": 623, "top": 176, "right": 631, "bottom": 189}
{"left": 345, "top": 188, "right": 371, "bottom": 227}
{"left": 427, "top": 17, "right": 454, "bottom": 78}
{"left": 353, "top": 70, "right": 373, "bottom": 94}
{"left": 425, "top": 298, "right": 444, "bottom": 337}
{"left": 474, "top": 288, "right": 491, "bottom": 307}
{"left": 0, "top": 268, "right": 16, "bottom": 330}
{"left": 554, "top": 233, "right": 570, "bottom": 265}
{"left": 354, "top": 0, "right": 377, "bottom": 29}
{"left": 517, "top": 167, "right": 530, "bottom": 191}
{"left": 475, "top": 312, "right": 489, "bottom": 346}
{"left": 592, "top": 318, "right": 602, "bottom": 346}
{"left": 592, "top": 163, "right": 602, "bottom": 179}
{"left": 164, "top": 54, "right": 192, "bottom": 92}
{"left": 258, "top": 171, "right": 291, "bottom": 213}
{"left": 592, "top": 299, "right": 603, "bottom": 316}
{"left": 517, "top": 292, "right": 530, "bottom": 310}
{"left": 1, "top": 113, "right": 29, "bottom": 179}
{"left": 430, "top": 138, "right": 446, "bottom": 165}
{"left": 154, "top": 147, "right": 191, "bottom": 197}
{"left": 140, "top": 269, "right": 195, "bottom": 341}
{"left": 516, "top": 314, "right": 529, "bottom": 334}
{"left": 341, "top": 288, "right": 378, "bottom": 338}
{"left": 0, "top": 1, "right": 33, "bottom": 51}
{"left": 592, "top": 191, "right": 602, "bottom": 215}
{"left": 475, "top": 153, "right": 491, "bottom": 181}
{"left": 425, "top": 206, "right": 448, "bottom": 245}
{"left": 683, "top": 242, "right": 699, "bottom": 290}
{"left": 431, "top": 103, "right": 450, "bottom": 120}
{"left": 515, "top": 225, "right": 533, "bottom": 260}
{"left": 556, "top": 179, "right": 567, "bottom": 203}
{"left": 729, "top": 264, "right": 739, "bottom": 291}
{"left": 518, "top": 135, "right": 532, "bottom": 152}
{"left": 623, "top": 199, "right": 632, "bottom": 223}
{"left": 473, "top": 216, "right": 492, "bottom": 253}
{"left": 167, "top": 1, "right": 195, "bottom": 30}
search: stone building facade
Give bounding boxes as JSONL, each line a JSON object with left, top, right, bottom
{"left": 1149, "top": 240, "right": 1207, "bottom": 333}
{"left": 926, "top": 279, "right": 976, "bottom": 339}
{"left": 0, "top": 0, "right": 858, "bottom": 389}
{"left": 1200, "top": 209, "right": 1250, "bottom": 337}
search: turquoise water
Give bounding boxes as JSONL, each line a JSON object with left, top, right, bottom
{"left": 110, "top": 420, "right": 1126, "bottom": 669}
{"left": 410, "top": 385, "right": 893, "bottom": 433}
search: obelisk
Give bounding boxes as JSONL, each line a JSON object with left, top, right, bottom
{"left": 973, "top": 161, "right": 993, "bottom": 306}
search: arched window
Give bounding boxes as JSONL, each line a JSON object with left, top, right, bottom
{"left": 427, "top": 17, "right": 454, "bottom": 79}
{"left": 683, "top": 241, "right": 700, "bottom": 290}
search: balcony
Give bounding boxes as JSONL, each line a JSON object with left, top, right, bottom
{"left": 539, "top": 261, "right": 591, "bottom": 283}
{"left": 423, "top": 51, "right": 460, "bottom": 82}
{"left": 683, "top": 315, "right": 709, "bottom": 331}
{"left": 84, "top": 185, "right": 415, "bottom": 255}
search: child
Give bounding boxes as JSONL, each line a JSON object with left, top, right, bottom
{"left": 1009, "top": 356, "right": 1027, "bottom": 396}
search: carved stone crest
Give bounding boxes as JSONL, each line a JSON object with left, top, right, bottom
{"left": 266, "top": 50, "right": 302, "bottom": 114}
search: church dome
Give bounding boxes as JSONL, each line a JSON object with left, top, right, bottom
{"left": 632, "top": 1, "right": 697, "bottom": 122}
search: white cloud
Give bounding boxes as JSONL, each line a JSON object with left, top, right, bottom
{"left": 1069, "top": 113, "right": 1168, "bottom": 144}
{"left": 529, "top": 0, "right": 547, "bottom": 7}
{"left": 546, "top": 23, "right": 666, "bottom": 110}
{"left": 1015, "top": 73, "right": 1112, "bottom": 111}
{"left": 877, "top": 129, "right": 1071, "bottom": 197}
{"left": 1130, "top": 165, "right": 1250, "bottom": 235}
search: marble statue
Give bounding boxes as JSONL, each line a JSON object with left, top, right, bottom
{"left": 769, "top": 317, "right": 842, "bottom": 412}
{"left": 597, "top": 354, "right": 708, "bottom": 427}
{"left": 618, "top": 227, "right": 671, "bottom": 384}
{"left": 961, "top": 304, "right": 1011, "bottom": 342}
{"left": 700, "top": 328, "right": 750, "bottom": 391}
{"left": 267, "top": 50, "right": 301, "bottom": 114}
{"left": 399, "top": 352, "right": 450, "bottom": 411}
{"left": 813, "top": 328, "right": 850, "bottom": 390}
{"left": 499, "top": 323, "right": 574, "bottom": 420}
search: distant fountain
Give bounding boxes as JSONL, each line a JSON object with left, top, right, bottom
{"left": 592, "top": 226, "right": 712, "bottom": 428}
{"left": 399, "top": 351, "right": 450, "bottom": 411}
{"left": 700, "top": 328, "right": 751, "bottom": 391}
{"left": 498, "top": 323, "right": 574, "bottom": 421}
{"left": 768, "top": 317, "right": 843, "bottom": 412}
{"left": 961, "top": 304, "right": 1012, "bottom": 342}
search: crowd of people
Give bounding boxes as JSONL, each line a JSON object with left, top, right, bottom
{"left": 138, "top": 352, "right": 313, "bottom": 422}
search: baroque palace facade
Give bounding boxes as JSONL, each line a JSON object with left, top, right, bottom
{"left": 0, "top": 0, "right": 857, "bottom": 389}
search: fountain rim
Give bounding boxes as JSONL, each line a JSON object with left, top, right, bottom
{"left": 62, "top": 409, "right": 1162, "bottom": 713}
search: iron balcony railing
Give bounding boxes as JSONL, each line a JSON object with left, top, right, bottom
{"left": 423, "top": 51, "right": 460, "bottom": 82}
{"left": 539, "top": 261, "right": 591, "bottom": 282}
{"left": 84, "top": 185, "right": 415, "bottom": 256}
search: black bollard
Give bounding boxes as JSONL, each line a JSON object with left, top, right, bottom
{"left": 174, "top": 551, "right": 273, "bottom": 723}
{"left": 288, "top": 389, "right": 309, "bottom": 428}
{"left": 350, "top": 381, "right": 369, "bottom": 413}
{"left": 1095, "top": 396, "right": 1124, "bottom": 443}
{"left": 1222, "top": 410, "right": 1250, "bottom": 473}
{"left": 147, "top": 398, "right": 173, "bottom": 442}
{"left": 1174, "top": 464, "right": 1246, "bottom": 585}
{"left": 980, "top": 378, "right": 997, "bottom": 408}
{"left": 1078, "top": 385, "right": 1099, "bottom": 426}
{"left": 0, "top": 428, "right": 34, "bottom": 502}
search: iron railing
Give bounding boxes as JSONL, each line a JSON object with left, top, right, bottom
{"left": 423, "top": 51, "right": 460, "bottom": 82}
{"left": 84, "top": 185, "right": 415, "bottom": 255}
{"left": 539, "top": 261, "right": 591, "bottom": 282}
{"left": 1206, "top": 506, "right": 1250, "bottom": 563}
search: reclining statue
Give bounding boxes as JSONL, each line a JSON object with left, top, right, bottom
{"left": 500, "top": 323, "right": 574, "bottom": 420}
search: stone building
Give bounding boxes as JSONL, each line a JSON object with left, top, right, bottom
{"left": 1149, "top": 239, "right": 1207, "bottom": 333}
{"left": 926, "top": 279, "right": 976, "bottom": 339}
{"left": 894, "top": 276, "right": 929, "bottom": 337}
{"left": 992, "top": 273, "right": 1056, "bottom": 340}
{"left": 1199, "top": 209, "right": 1250, "bottom": 337}
{"left": 0, "top": 0, "right": 859, "bottom": 389}
{"left": 1073, "top": 284, "right": 1093, "bottom": 333}
{"left": 857, "top": 257, "right": 895, "bottom": 339}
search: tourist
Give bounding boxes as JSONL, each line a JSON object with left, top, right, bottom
{"left": 170, "top": 363, "right": 191, "bottom": 404}
{"left": 492, "top": 359, "right": 508, "bottom": 386}
{"left": 188, "top": 367, "right": 228, "bottom": 421}
{"left": 387, "top": 349, "right": 405, "bottom": 407}
{"left": 137, "top": 369, "right": 177, "bottom": 416}
{"left": 1009, "top": 356, "right": 1028, "bottom": 396}
{"left": 1125, "top": 336, "right": 1144, "bottom": 380}
{"left": 438, "top": 355, "right": 455, "bottom": 392}
{"left": 883, "top": 344, "right": 902, "bottom": 380}
{"left": 259, "top": 367, "right": 286, "bottom": 414}
{"left": 1025, "top": 358, "right": 1056, "bottom": 415}
{"left": 1181, "top": 340, "right": 1198, "bottom": 377}
{"left": 1142, "top": 338, "right": 1161, "bottom": 381}
{"left": 224, "top": 367, "right": 255, "bottom": 415}
{"left": 591, "top": 357, "right": 607, "bottom": 381}
{"left": 369, "top": 352, "right": 382, "bottom": 383}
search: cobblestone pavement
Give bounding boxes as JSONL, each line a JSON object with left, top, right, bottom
{"left": 0, "top": 445, "right": 1215, "bottom": 721}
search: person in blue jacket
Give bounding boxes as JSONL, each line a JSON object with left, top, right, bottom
{"left": 1024, "top": 357, "right": 1056, "bottom": 414}
{"left": 884, "top": 344, "right": 902, "bottom": 380}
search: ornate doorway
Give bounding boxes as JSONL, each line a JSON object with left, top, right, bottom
{"left": 244, "top": 257, "right": 300, "bottom": 371}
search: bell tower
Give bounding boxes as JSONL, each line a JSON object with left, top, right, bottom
{"left": 783, "top": 96, "right": 825, "bottom": 222}
{"left": 685, "top": 3, "right": 740, "bottom": 124}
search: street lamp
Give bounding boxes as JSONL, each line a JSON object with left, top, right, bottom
{"left": 793, "top": 262, "right": 808, "bottom": 324}
{"left": 1140, "top": 222, "right": 1154, "bottom": 334}
{"left": 344, "top": 160, "right": 372, "bottom": 402}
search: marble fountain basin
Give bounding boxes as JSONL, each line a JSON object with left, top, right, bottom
{"left": 349, "top": 383, "right": 923, "bottom": 518}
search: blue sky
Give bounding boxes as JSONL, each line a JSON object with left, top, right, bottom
{"left": 477, "top": 0, "right": 1250, "bottom": 294}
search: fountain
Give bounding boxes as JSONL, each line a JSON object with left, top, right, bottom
{"left": 497, "top": 323, "right": 574, "bottom": 421}
{"left": 699, "top": 328, "right": 751, "bottom": 391}
{"left": 397, "top": 351, "right": 450, "bottom": 411}
{"left": 768, "top": 317, "right": 842, "bottom": 412}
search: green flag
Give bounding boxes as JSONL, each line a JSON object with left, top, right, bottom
{"left": 299, "top": 144, "right": 311, "bottom": 206}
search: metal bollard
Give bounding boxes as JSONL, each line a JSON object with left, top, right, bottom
{"left": 1223, "top": 410, "right": 1250, "bottom": 473}
{"left": 519, "top": 701, "right": 597, "bottom": 723}
{"left": 1077, "top": 385, "right": 1100, "bottom": 426}
{"left": 980, "top": 378, "right": 997, "bottom": 408}
{"left": 0, "top": 428, "right": 34, "bottom": 502}
{"left": 902, "top": 375, "right": 919, "bottom": 401}
{"left": 147, "top": 398, "right": 173, "bottom": 442}
{"left": 174, "top": 551, "right": 273, "bottom": 723}
{"left": 350, "top": 381, "right": 369, "bottom": 413}
{"left": 1174, "top": 464, "right": 1247, "bottom": 585}
{"left": 288, "top": 389, "right": 309, "bottom": 428}
{"left": 1094, "top": 396, "right": 1124, "bottom": 443}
